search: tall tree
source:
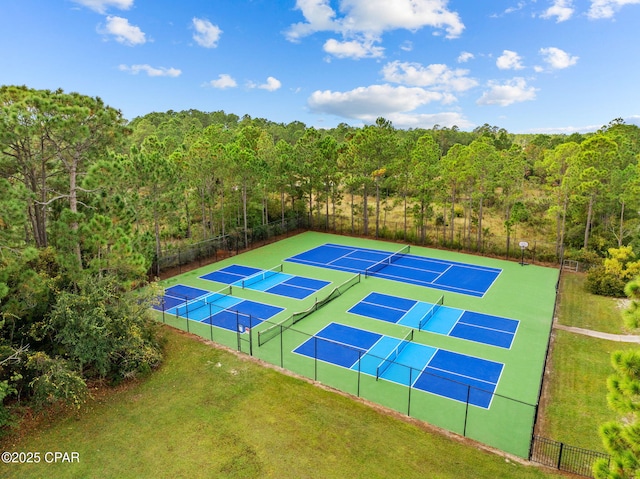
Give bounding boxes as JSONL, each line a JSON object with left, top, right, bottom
{"left": 539, "top": 141, "right": 581, "bottom": 258}
{"left": 497, "top": 144, "right": 528, "bottom": 253}
{"left": 294, "top": 128, "right": 324, "bottom": 228}
{"left": 316, "top": 135, "right": 340, "bottom": 230}
{"left": 466, "top": 137, "right": 499, "bottom": 248}
{"left": 340, "top": 118, "right": 397, "bottom": 237}
{"left": 1, "top": 86, "right": 60, "bottom": 248}
{"left": 410, "top": 134, "right": 441, "bottom": 243}
{"left": 570, "top": 134, "right": 619, "bottom": 249}
{"left": 440, "top": 143, "right": 468, "bottom": 244}
{"left": 227, "top": 126, "right": 268, "bottom": 247}
{"left": 127, "top": 136, "right": 178, "bottom": 276}
{"left": 273, "top": 139, "right": 297, "bottom": 227}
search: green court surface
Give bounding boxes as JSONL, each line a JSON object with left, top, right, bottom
{"left": 153, "top": 231, "right": 558, "bottom": 458}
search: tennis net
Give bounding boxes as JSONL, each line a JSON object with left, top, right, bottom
{"left": 364, "top": 245, "right": 410, "bottom": 278}
{"left": 376, "top": 329, "right": 414, "bottom": 380}
{"left": 257, "top": 273, "right": 361, "bottom": 346}
{"left": 417, "top": 294, "right": 445, "bottom": 331}
{"left": 241, "top": 264, "right": 283, "bottom": 289}
{"left": 174, "top": 285, "right": 233, "bottom": 318}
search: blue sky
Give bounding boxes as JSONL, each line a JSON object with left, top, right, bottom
{"left": 1, "top": 0, "right": 639, "bottom": 133}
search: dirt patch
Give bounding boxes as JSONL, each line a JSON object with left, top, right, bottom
{"left": 617, "top": 298, "right": 631, "bottom": 310}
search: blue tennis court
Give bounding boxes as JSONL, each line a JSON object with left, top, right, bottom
{"left": 347, "top": 292, "right": 519, "bottom": 349}
{"left": 285, "top": 243, "right": 501, "bottom": 297}
{"left": 157, "top": 284, "right": 284, "bottom": 332}
{"left": 153, "top": 284, "right": 210, "bottom": 311}
{"left": 294, "top": 323, "right": 504, "bottom": 408}
{"left": 200, "top": 264, "right": 330, "bottom": 299}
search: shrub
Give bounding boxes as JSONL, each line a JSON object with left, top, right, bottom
{"left": 585, "top": 265, "right": 627, "bottom": 298}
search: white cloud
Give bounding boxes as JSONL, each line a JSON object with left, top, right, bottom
{"left": 323, "top": 38, "right": 384, "bottom": 59}
{"left": 101, "top": 16, "right": 146, "bottom": 45}
{"left": 192, "top": 18, "right": 222, "bottom": 48}
{"left": 540, "top": 0, "right": 574, "bottom": 22}
{"left": 119, "top": 64, "right": 181, "bottom": 77}
{"left": 258, "top": 77, "right": 282, "bottom": 91}
{"left": 247, "top": 77, "right": 282, "bottom": 91}
{"left": 382, "top": 61, "right": 478, "bottom": 92}
{"left": 286, "top": 0, "right": 338, "bottom": 41}
{"left": 539, "top": 47, "right": 578, "bottom": 69}
{"left": 286, "top": 0, "right": 465, "bottom": 58}
{"left": 496, "top": 50, "right": 524, "bottom": 70}
{"left": 71, "top": 0, "right": 133, "bottom": 14}
{"left": 400, "top": 41, "right": 413, "bottom": 52}
{"left": 370, "top": 112, "right": 474, "bottom": 129}
{"left": 588, "top": 0, "right": 640, "bottom": 19}
{"left": 528, "top": 124, "right": 603, "bottom": 134}
{"left": 207, "top": 74, "right": 237, "bottom": 89}
{"left": 308, "top": 84, "right": 452, "bottom": 119}
{"left": 477, "top": 78, "right": 538, "bottom": 106}
{"left": 457, "top": 51, "right": 474, "bottom": 63}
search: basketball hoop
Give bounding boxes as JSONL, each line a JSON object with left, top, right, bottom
{"left": 519, "top": 241, "right": 529, "bottom": 266}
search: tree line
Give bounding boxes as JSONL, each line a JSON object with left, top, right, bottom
{"left": 1, "top": 85, "right": 640, "bottom": 434}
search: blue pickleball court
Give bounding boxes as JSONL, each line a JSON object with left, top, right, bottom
{"left": 348, "top": 292, "right": 519, "bottom": 349}
{"left": 200, "top": 264, "right": 330, "bottom": 300}
{"left": 293, "top": 323, "right": 504, "bottom": 408}
{"left": 156, "top": 284, "right": 284, "bottom": 332}
{"left": 285, "top": 243, "right": 501, "bottom": 297}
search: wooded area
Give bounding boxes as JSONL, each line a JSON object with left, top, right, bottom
{"left": 1, "top": 85, "right": 639, "bottom": 432}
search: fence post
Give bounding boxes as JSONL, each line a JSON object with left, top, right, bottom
{"left": 463, "top": 385, "right": 470, "bottom": 436}
{"left": 313, "top": 336, "right": 318, "bottom": 381}
{"left": 357, "top": 350, "right": 362, "bottom": 398}
{"left": 236, "top": 311, "right": 241, "bottom": 351}
{"left": 557, "top": 442, "right": 564, "bottom": 470}
{"left": 280, "top": 325, "right": 284, "bottom": 368}
{"left": 529, "top": 404, "right": 540, "bottom": 460}
{"left": 407, "top": 367, "right": 413, "bottom": 416}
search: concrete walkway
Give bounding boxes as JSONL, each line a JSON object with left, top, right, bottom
{"left": 554, "top": 323, "right": 640, "bottom": 343}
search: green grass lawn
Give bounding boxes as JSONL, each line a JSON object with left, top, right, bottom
{"left": 556, "top": 272, "right": 628, "bottom": 334}
{"left": 537, "top": 331, "right": 620, "bottom": 451}
{"left": 536, "top": 272, "right": 636, "bottom": 452}
{"left": 1, "top": 327, "right": 564, "bottom": 479}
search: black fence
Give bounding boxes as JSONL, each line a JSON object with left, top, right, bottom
{"left": 529, "top": 436, "right": 609, "bottom": 477}
{"left": 152, "top": 213, "right": 559, "bottom": 278}
{"left": 307, "top": 213, "right": 559, "bottom": 264}
{"left": 151, "top": 216, "right": 307, "bottom": 277}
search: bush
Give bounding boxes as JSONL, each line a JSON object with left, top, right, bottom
{"left": 585, "top": 265, "right": 627, "bottom": 297}
{"left": 0, "top": 379, "right": 17, "bottom": 434}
